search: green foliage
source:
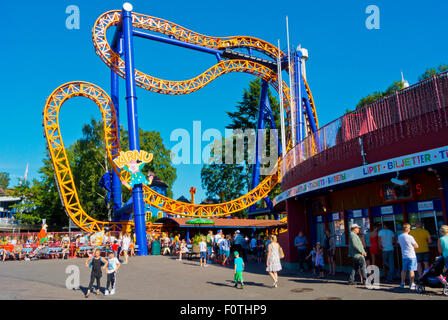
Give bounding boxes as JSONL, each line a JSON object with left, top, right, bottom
{"left": 14, "top": 213, "right": 41, "bottom": 225}
{"left": 192, "top": 233, "right": 205, "bottom": 245}
{"left": 10, "top": 119, "right": 176, "bottom": 229}
{"left": 0, "top": 172, "right": 10, "bottom": 189}
{"left": 418, "top": 64, "right": 448, "bottom": 81}
{"left": 69, "top": 119, "right": 112, "bottom": 222}
{"left": 356, "top": 64, "right": 448, "bottom": 110}
{"left": 201, "top": 79, "right": 282, "bottom": 217}
{"left": 356, "top": 81, "right": 407, "bottom": 109}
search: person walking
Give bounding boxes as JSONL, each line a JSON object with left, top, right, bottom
{"left": 294, "top": 231, "right": 308, "bottom": 272}
{"left": 348, "top": 224, "right": 367, "bottom": 285}
{"left": 105, "top": 251, "right": 120, "bottom": 296}
{"left": 397, "top": 223, "right": 418, "bottom": 290}
{"left": 121, "top": 232, "right": 131, "bottom": 264}
{"left": 266, "top": 235, "right": 282, "bottom": 288}
{"left": 409, "top": 221, "right": 432, "bottom": 278}
{"left": 233, "top": 251, "right": 245, "bottom": 289}
{"left": 85, "top": 248, "right": 108, "bottom": 298}
{"left": 379, "top": 223, "right": 395, "bottom": 281}
{"left": 324, "top": 229, "right": 336, "bottom": 276}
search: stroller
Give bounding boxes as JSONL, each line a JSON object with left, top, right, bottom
{"left": 415, "top": 256, "right": 448, "bottom": 295}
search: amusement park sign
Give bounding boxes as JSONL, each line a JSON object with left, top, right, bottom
{"left": 274, "top": 145, "right": 448, "bottom": 205}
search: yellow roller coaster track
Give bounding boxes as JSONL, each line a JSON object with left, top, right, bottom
{"left": 43, "top": 10, "right": 319, "bottom": 232}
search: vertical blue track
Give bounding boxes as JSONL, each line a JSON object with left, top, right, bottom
{"left": 122, "top": 5, "right": 148, "bottom": 256}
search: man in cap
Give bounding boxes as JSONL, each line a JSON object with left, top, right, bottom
{"left": 348, "top": 224, "right": 367, "bottom": 285}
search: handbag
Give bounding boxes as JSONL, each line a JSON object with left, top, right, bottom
{"left": 279, "top": 245, "right": 285, "bottom": 259}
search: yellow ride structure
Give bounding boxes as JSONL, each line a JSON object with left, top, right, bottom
{"left": 43, "top": 9, "right": 318, "bottom": 232}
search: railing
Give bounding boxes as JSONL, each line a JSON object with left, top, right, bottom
{"left": 281, "top": 72, "right": 448, "bottom": 176}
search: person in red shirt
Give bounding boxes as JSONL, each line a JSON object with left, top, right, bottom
{"left": 112, "top": 241, "right": 119, "bottom": 257}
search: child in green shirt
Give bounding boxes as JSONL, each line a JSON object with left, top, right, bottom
{"left": 233, "top": 251, "right": 245, "bottom": 289}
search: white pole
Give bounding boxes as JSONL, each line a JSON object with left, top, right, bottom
{"left": 286, "top": 16, "right": 296, "bottom": 166}
{"left": 277, "top": 39, "right": 287, "bottom": 158}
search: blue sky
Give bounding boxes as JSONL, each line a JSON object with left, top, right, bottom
{"left": 0, "top": 0, "right": 447, "bottom": 204}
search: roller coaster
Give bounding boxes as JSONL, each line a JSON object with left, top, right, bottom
{"left": 42, "top": 3, "right": 319, "bottom": 254}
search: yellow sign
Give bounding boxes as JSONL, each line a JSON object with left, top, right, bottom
{"left": 113, "top": 150, "right": 153, "bottom": 168}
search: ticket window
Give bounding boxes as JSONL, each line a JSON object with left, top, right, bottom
{"left": 347, "top": 209, "right": 370, "bottom": 247}
{"left": 373, "top": 214, "right": 404, "bottom": 235}
{"left": 408, "top": 200, "right": 444, "bottom": 242}
{"left": 328, "top": 212, "right": 345, "bottom": 246}
{"left": 315, "top": 215, "right": 326, "bottom": 245}
{"left": 372, "top": 205, "right": 404, "bottom": 236}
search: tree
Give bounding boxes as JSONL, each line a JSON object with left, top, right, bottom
{"left": 0, "top": 172, "right": 10, "bottom": 189}
{"left": 12, "top": 119, "right": 176, "bottom": 229}
{"left": 355, "top": 81, "right": 407, "bottom": 110}
{"left": 201, "top": 79, "right": 283, "bottom": 216}
{"left": 418, "top": 64, "right": 448, "bottom": 81}
{"left": 201, "top": 138, "right": 247, "bottom": 203}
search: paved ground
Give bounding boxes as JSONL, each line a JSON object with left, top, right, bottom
{"left": 0, "top": 255, "right": 446, "bottom": 300}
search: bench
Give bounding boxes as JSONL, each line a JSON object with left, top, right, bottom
{"left": 187, "top": 245, "right": 200, "bottom": 260}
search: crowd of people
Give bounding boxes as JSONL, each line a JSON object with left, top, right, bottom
{"left": 4, "top": 221, "right": 448, "bottom": 296}
{"left": 292, "top": 222, "right": 448, "bottom": 292}
{"left": 0, "top": 231, "right": 140, "bottom": 263}
{"left": 158, "top": 229, "right": 284, "bottom": 288}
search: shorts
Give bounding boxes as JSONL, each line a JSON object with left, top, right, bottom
{"left": 224, "top": 250, "right": 230, "bottom": 258}
{"left": 402, "top": 257, "right": 418, "bottom": 271}
{"left": 416, "top": 252, "right": 430, "bottom": 263}
{"left": 200, "top": 252, "right": 207, "bottom": 260}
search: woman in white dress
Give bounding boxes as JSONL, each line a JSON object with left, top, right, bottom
{"left": 122, "top": 233, "right": 131, "bottom": 264}
{"left": 266, "top": 235, "right": 282, "bottom": 287}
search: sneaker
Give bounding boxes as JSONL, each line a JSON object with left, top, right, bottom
{"left": 410, "top": 283, "right": 416, "bottom": 290}
{"left": 105, "top": 290, "right": 109, "bottom": 296}
{"left": 400, "top": 283, "right": 405, "bottom": 288}
{"left": 347, "top": 281, "right": 355, "bottom": 285}
{"left": 203, "top": 264, "right": 208, "bottom": 267}
{"left": 110, "top": 289, "right": 115, "bottom": 295}
{"left": 240, "top": 284, "right": 244, "bottom": 289}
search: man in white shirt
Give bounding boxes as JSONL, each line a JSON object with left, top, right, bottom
{"left": 214, "top": 231, "right": 222, "bottom": 245}
{"left": 378, "top": 223, "right": 395, "bottom": 281}
{"left": 398, "top": 223, "right": 418, "bottom": 290}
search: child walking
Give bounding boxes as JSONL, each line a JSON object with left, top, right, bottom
{"left": 233, "top": 251, "right": 245, "bottom": 289}
{"left": 85, "top": 248, "right": 108, "bottom": 298}
{"left": 199, "top": 236, "right": 207, "bottom": 267}
{"left": 105, "top": 251, "right": 120, "bottom": 296}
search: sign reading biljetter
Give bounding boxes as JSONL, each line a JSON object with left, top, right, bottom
{"left": 274, "top": 145, "right": 448, "bottom": 206}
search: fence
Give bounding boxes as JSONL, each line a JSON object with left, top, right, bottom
{"left": 281, "top": 72, "right": 448, "bottom": 176}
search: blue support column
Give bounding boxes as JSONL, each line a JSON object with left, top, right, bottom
{"left": 249, "top": 81, "right": 268, "bottom": 213}
{"left": 249, "top": 80, "right": 279, "bottom": 214}
{"left": 293, "top": 52, "right": 304, "bottom": 143}
{"left": 111, "top": 33, "right": 123, "bottom": 221}
{"left": 122, "top": 5, "right": 148, "bottom": 256}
